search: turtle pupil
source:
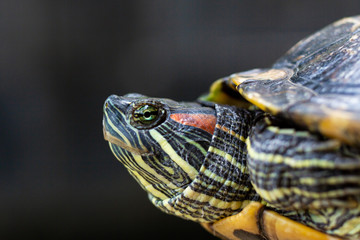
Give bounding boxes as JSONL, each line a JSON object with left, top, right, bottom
{"left": 144, "top": 111, "right": 152, "bottom": 119}
{"left": 140, "top": 108, "right": 156, "bottom": 122}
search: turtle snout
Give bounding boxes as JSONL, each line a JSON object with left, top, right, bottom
{"left": 104, "top": 94, "right": 133, "bottom": 112}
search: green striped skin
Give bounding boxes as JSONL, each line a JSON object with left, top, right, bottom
{"left": 103, "top": 94, "right": 360, "bottom": 239}
{"left": 248, "top": 121, "right": 360, "bottom": 210}
{"left": 247, "top": 119, "right": 360, "bottom": 238}
{"left": 103, "top": 94, "right": 213, "bottom": 203}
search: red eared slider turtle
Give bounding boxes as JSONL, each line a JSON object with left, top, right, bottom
{"left": 103, "top": 16, "right": 360, "bottom": 240}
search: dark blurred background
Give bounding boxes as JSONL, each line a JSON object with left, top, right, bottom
{"left": 1, "top": 1, "right": 360, "bottom": 239}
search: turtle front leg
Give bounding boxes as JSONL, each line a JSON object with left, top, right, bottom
{"left": 246, "top": 119, "right": 360, "bottom": 239}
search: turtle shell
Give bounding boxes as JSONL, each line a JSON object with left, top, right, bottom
{"left": 201, "top": 202, "right": 341, "bottom": 240}
{"left": 206, "top": 16, "right": 360, "bottom": 146}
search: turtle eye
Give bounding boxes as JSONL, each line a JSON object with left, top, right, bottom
{"left": 134, "top": 105, "right": 158, "bottom": 123}
{"left": 131, "top": 104, "right": 166, "bottom": 129}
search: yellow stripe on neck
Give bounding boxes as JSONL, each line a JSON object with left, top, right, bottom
{"left": 149, "top": 129, "right": 199, "bottom": 180}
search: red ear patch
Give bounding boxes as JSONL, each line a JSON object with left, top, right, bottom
{"left": 170, "top": 113, "right": 217, "bottom": 135}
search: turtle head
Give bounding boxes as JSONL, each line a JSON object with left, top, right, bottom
{"left": 103, "top": 93, "right": 216, "bottom": 202}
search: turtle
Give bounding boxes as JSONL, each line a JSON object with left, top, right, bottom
{"left": 102, "top": 16, "right": 360, "bottom": 240}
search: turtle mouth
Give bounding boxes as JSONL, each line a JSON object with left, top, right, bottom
{"left": 103, "top": 125, "right": 152, "bottom": 156}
